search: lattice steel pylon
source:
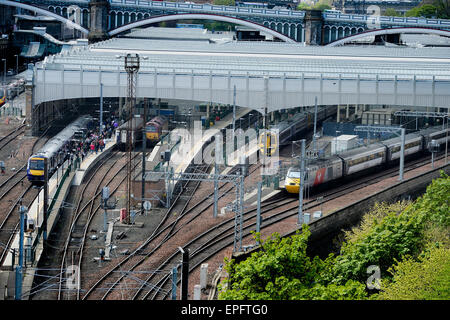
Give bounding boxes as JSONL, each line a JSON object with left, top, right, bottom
{"left": 124, "top": 54, "right": 140, "bottom": 223}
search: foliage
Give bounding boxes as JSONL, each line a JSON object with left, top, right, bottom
{"left": 421, "top": 0, "right": 450, "bottom": 18}
{"left": 313, "top": 3, "right": 332, "bottom": 11}
{"left": 218, "top": 228, "right": 367, "bottom": 300}
{"left": 406, "top": 4, "right": 439, "bottom": 18}
{"left": 296, "top": 0, "right": 331, "bottom": 11}
{"left": 375, "top": 246, "right": 450, "bottom": 300}
{"left": 213, "top": 0, "right": 235, "bottom": 5}
{"left": 297, "top": 3, "right": 312, "bottom": 10}
{"left": 218, "top": 173, "right": 450, "bottom": 300}
{"left": 330, "top": 202, "right": 425, "bottom": 284}
{"left": 383, "top": 8, "right": 401, "bottom": 17}
{"left": 331, "top": 172, "right": 449, "bottom": 285}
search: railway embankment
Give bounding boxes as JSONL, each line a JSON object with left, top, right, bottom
{"left": 232, "top": 161, "right": 450, "bottom": 264}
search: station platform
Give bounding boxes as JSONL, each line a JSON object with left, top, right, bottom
{"left": 1, "top": 136, "right": 116, "bottom": 299}
{"left": 143, "top": 107, "right": 253, "bottom": 179}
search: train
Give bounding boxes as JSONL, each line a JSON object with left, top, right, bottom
{"left": 5, "top": 79, "right": 25, "bottom": 100}
{"left": 116, "top": 117, "right": 145, "bottom": 151}
{"left": 145, "top": 115, "right": 169, "bottom": 146}
{"left": 259, "top": 105, "right": 336, "bottom": 154}
{"left": 0, "top": 88, "right": 5, "bottom": 107}
{"left": 0, "top": 79, "right": 25, "bottom": 108}
{"left": 27, "top": 115, "right": 93, "bottom": 184}
{"left": 284, "top": 126, "right": 450, "bottom": 194}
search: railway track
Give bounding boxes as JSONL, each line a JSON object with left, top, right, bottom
{"left": 80, "top": 162, "right": 213, "bottom": 300}
{"left": 0, "top": 124, "right": 26, "bottom": 152}
{"left": 57, "top": 150, "right": 124, "bottom": 300}
{"left": 130, "top": 152, "right": 449, "bottom": 300}
{"left": 0, "top": 129, "right": 50, "bottom": 266}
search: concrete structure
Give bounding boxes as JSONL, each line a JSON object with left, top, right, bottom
{"left": 88, "top": 0, "right": 109, "bottom": 42}
{"left": 1, "top": 0, "right": 450, "bottom": 44}
{"left": 331, "top": 134, "right": 359, "bottom": 154}
{"left": 24, "top": 34, "right": 450, "bottom": 132}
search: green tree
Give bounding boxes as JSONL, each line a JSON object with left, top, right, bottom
{"left": 297, "top": 3, "right": 312, "bottom": 10}
{"left": 423, "top": 0, "right": 450, "bottom": 18}
{"left": 217, "top": 173, "right": 449, "bottom": 300}
{"left": 213, "top": 0, "right": 235, "bottom": 5}
{"left": 406, "top": 4, "right": 439, "bottom": 17}
{"left": 331, "top": 172, "right": 450, "bottom": 285}
{"left": 313, "top": 3, "right": 332, "bottom": 11}
{"left": 384, "top": 8, "right": 401, "bottom": 16}
{"left": 405, "top": 7, "right": 421, "bottom": 17}
{"left": 218, "top": 227, "right": 367, "bottom": 300}
{"left": 375, "top": 246, "right": 450, "bottom": 300}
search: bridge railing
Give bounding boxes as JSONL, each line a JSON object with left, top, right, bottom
{"left": 109, "top": 0, "right": 305, "bottom": 18}
{"left": 323, "top": 12, "right": 450, "bottom": 27}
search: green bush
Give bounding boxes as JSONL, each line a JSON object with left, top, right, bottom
{"left": 218, "top": 172, "right": 450, "bottom": 300}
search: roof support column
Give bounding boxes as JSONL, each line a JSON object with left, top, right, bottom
{"left": 301, "top": 72, "right": 305, "bottom": 107}
{"left": 432, "top": 75, "right": 435, "bottom": 108}
{"left": 375, "top": 74, "right": 379, "bottom": 105}
{"left": 173, "top": 69, "right": 176, "bottom": 99}
{"left": 394, "top": 75, "right": 398, "bottom": 106}
{"left": 154, "top": 68, "right": 158, "bottom": 99}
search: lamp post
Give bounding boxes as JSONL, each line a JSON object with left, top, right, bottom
{"left": 2, "top": 59, "right": 6, "bottom": 85}
{"left": 15, "top": 205, "right": 27, "bottom": 300}
{"left": 14, "top": 55, "right": 18, "bottom": 75}
{"left": 297, "top": 139, "right": 306, "bottom": 225}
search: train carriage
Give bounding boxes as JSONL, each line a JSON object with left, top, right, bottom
{"left": 284, "top": 125, "right": 450, "bottom": 194}
{"left": 419, "top": 126, "right": 450, "bottom": 150}
{"left": 116, "top": 117, "right": 144, "bottom": 151}
{"left": 27, "top": 115, "right": 93, "bottom": 184}
{"left": 338, "top": 143, "right": 387, "bottom": 176}
{"left": 382, "top": 133, "right": 423, "bottom": 162}
{"left": 0, "top": 88, "right": 5, "bottom": 107}
{"left": 145, "top": 116, "right": 169, "bottom": 146}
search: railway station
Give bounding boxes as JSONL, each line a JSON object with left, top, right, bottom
{"left": 0, "top": 0, "right": 449, "bottom": 304}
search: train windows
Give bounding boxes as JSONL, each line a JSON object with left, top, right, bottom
{"left": 349, "top": 150, "right": 384, "bottom": 167}
{"left": 146, "top": 125, "right": 157, "bottom": 132}
{"left": 391, "top": 140, "right": 420, "bottom": 153}
{"left": 29, "top": 159, "right": 44, "bottom": 170}
{"left": 287, "top": 169, "right": 300, "bottom": 179}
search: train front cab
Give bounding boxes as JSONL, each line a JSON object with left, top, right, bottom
{"left": 145, "top": 123, "right": 160, "bottom": 145}
{"left": 285, "top": 167, "right": 301, "bottom": 194}
{"left": 27, "top": 157, "right": 45, "bottom": 184}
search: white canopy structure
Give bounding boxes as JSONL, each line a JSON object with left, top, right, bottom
{"left": 30, "top": 36, "right": 450, "bottom": 114}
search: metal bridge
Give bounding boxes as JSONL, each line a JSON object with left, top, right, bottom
{"left": 2, "top": 0, "right": 450, "bottom": 44}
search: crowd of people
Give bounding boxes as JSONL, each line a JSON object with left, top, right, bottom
{"left": 73, "top": 115, "right": 120, "bottom": 162}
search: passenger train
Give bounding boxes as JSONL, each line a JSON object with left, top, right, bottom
{"left": 259, "top": 105, "right": 336, "bottom": 155}
{"left": 0, "top": 88, "right": 5, "bottom": 108}
{"left": 116, "top": 117, "right": 145, "bottom": 151}
{"left": 0, "top": 79, "right": 25, "bottom": 108}
{"left": 145, "top": 115, "right": 169, "bottom": 146}
{"left": 284, "top": 126, "right": 450, "bottom": 193}
{"left": 27, "top": 115, "right": 93, "bottom": 184}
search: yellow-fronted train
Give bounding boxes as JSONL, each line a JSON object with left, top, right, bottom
{"left": 27, "top": 115, "right": 93, "bottom": 185}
